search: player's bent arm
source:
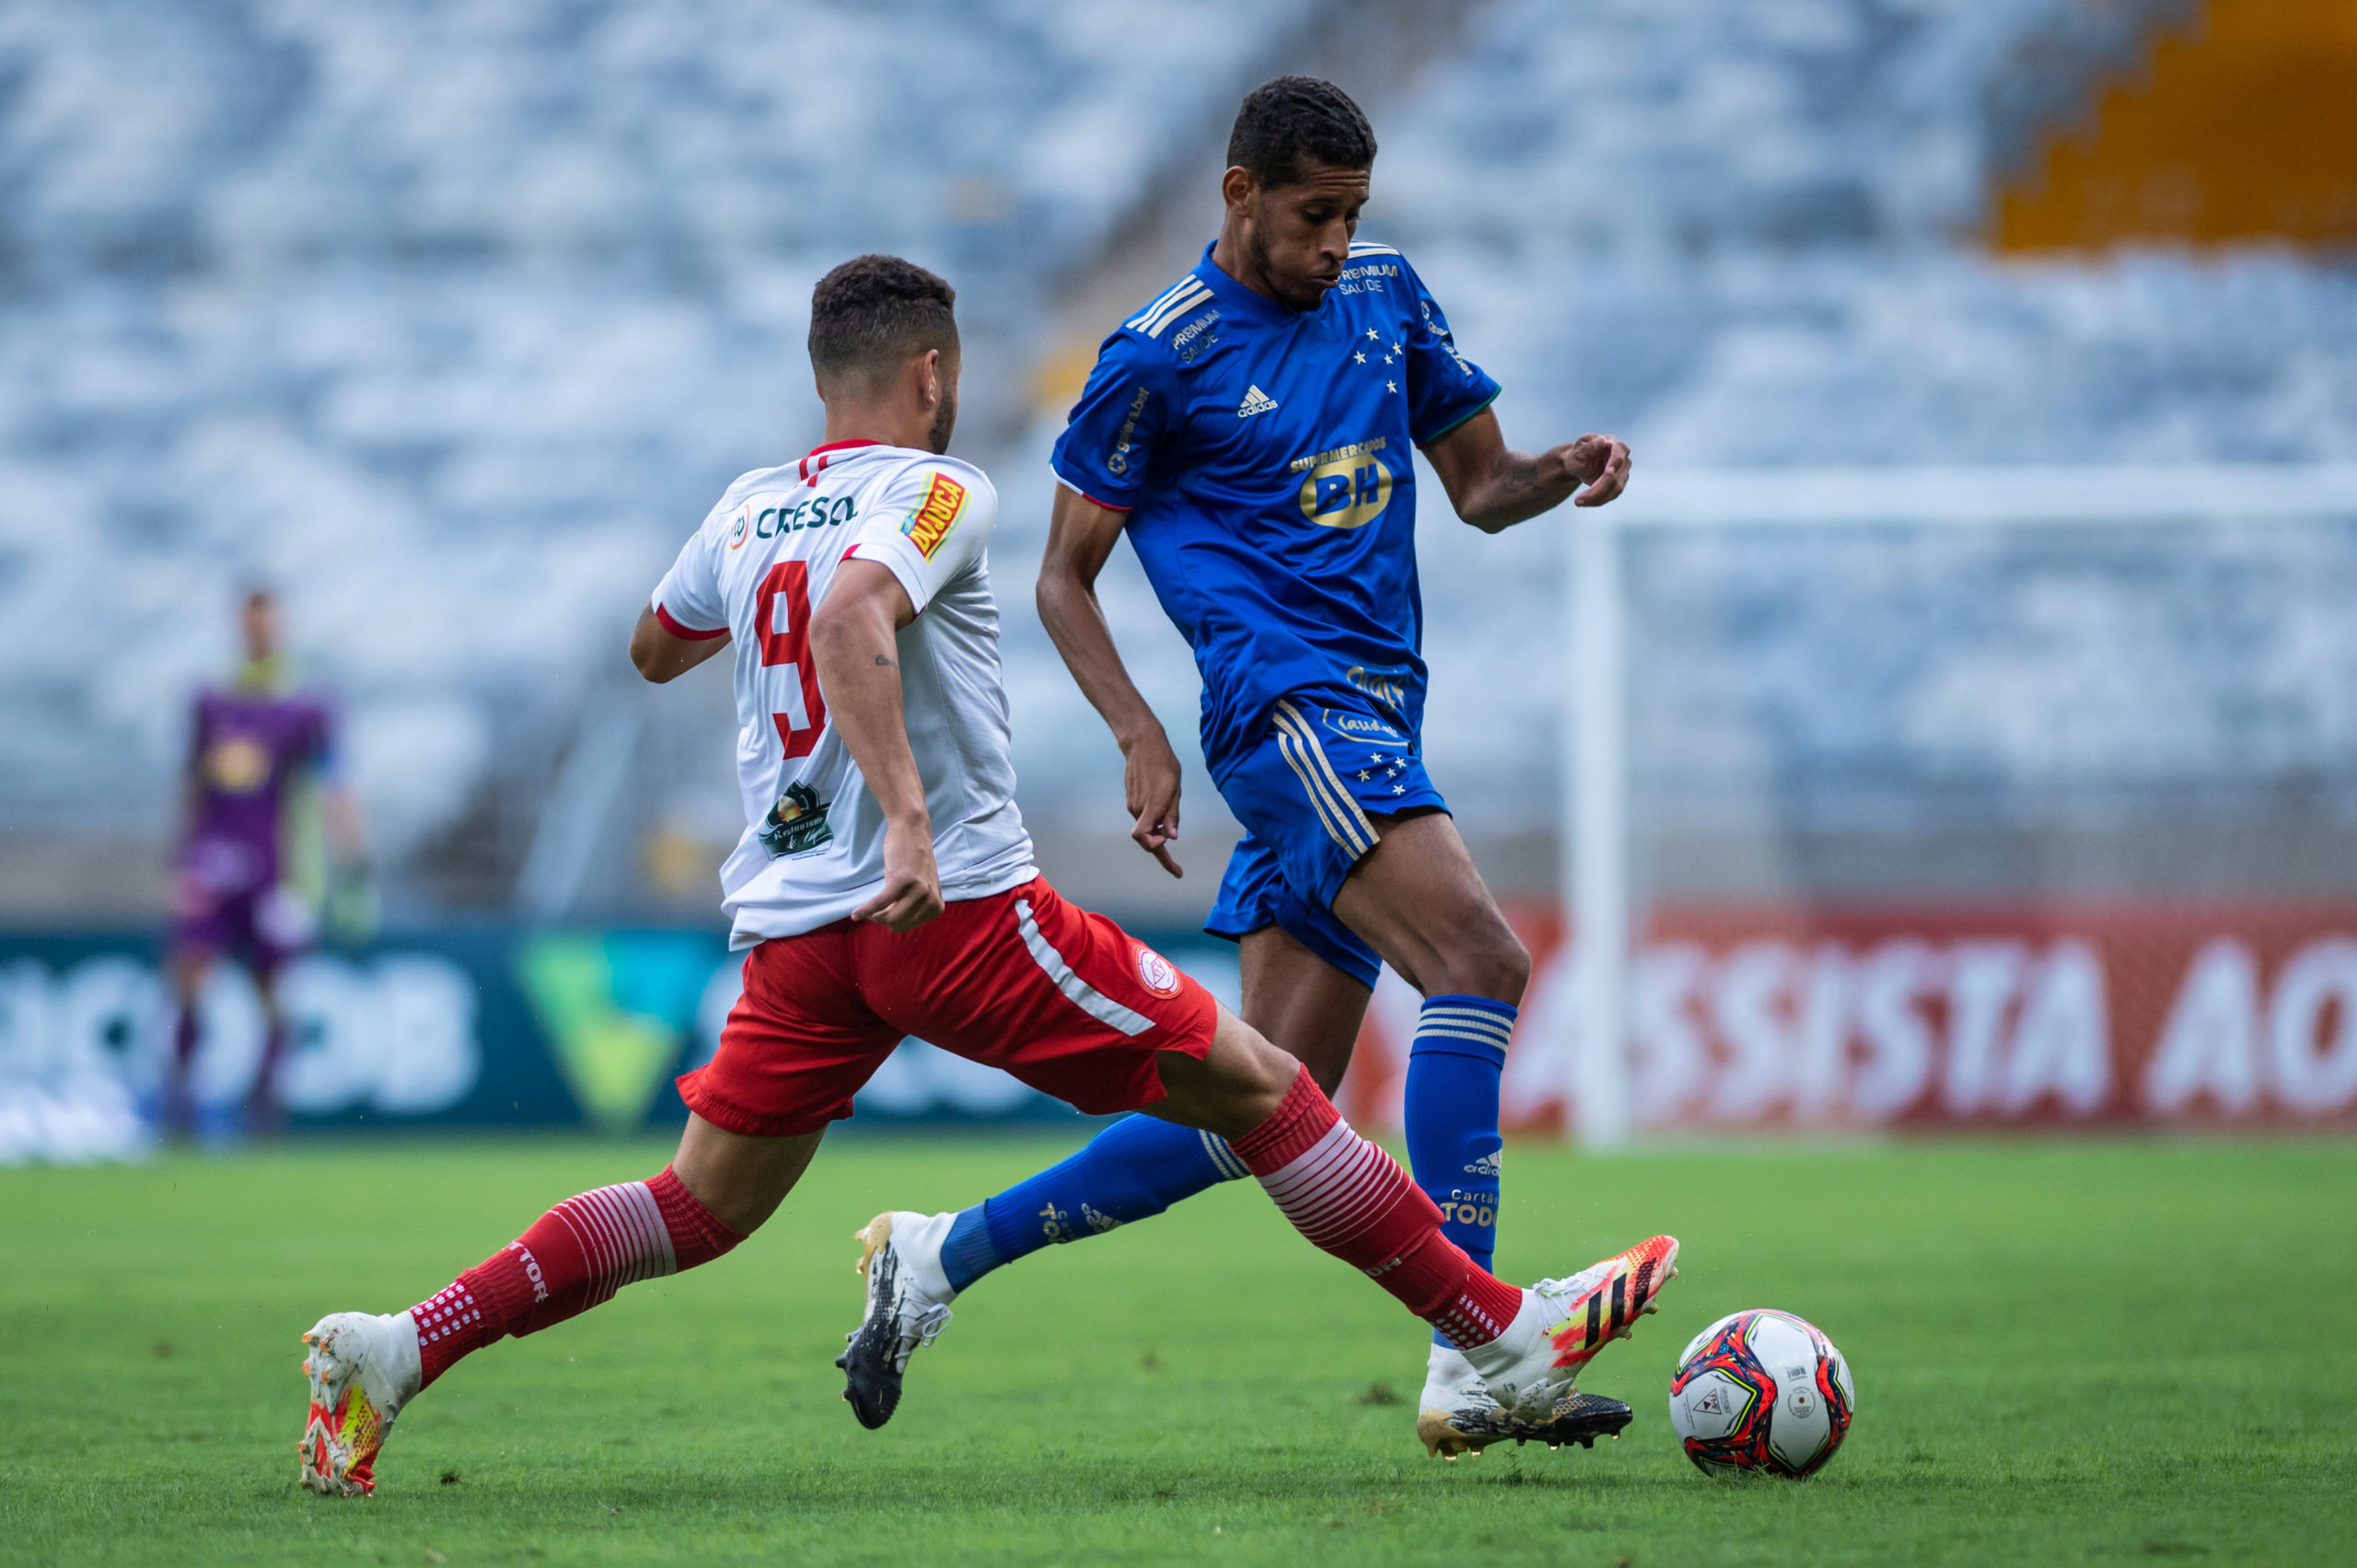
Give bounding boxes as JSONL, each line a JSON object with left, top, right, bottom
{"left": 807, "top": 560, "right": 944, "bottom": 932}
{"left": 1037, "top": 487, "right": 1166, "bottom": 752}
{"left": 1422, "top": 407, "right": 1633, "bottom": 534}
{"left": 1037, "top": 485, "right": 1187, "bottom": 878}
{"left": 629, "top": 605, "right": 731, "bottom": 684}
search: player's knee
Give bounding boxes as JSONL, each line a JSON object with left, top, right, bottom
{"left": 1179, "top": 1011, "right": 1306, "bottom": 1134}
{"left": 1227, "top": 1035, "right": 1305, "bottom": 1123}
{"left": 1441, "top": 927, "right": 1530, "bottom": 1011}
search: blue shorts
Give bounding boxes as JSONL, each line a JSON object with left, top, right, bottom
{"left": 1203, "top": 695, "right": 1447, "bottom": 990}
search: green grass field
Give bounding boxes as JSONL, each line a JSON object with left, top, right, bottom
{"left": 3, "top": 1134, "right": 2351, "bottom": 1566}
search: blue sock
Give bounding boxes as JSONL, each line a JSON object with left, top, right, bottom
{"left": 936, "top": 1113, "right": 1248, "bottom": 1294}
{"left": 1404, "top": 993, "right": 1514, "bottom": 1348}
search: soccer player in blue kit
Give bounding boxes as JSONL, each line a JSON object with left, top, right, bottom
{"left": 844, "top": 77, "right": 1655, "bottom": 1458}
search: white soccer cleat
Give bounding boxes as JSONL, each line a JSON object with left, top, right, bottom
{"left": 297, "top": 1310, "right": 422, "bottom": 1497}
{"left": 837, "top": 1211, "right": 958, "bottom": 1431}
{"left": 1462, "top": 1234, "right": 1679, "bottom": 1424}
{"left": 1415, "top": 1342, "right": 1636, "bottom": 1459}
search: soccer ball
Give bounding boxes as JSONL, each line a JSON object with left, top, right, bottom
{"left": 1667, "top": 1309, "right": 1855, "bottom": 1478}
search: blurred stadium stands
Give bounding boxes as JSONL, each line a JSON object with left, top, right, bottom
{"left": 1359, "top": 0, "right": 2357, "bottom": 900}
{"left": 0, "top": 0, "right": 1327, "bottom": 918}
{"left": 3, "top": 0, "right": 2355, "bottom": 930}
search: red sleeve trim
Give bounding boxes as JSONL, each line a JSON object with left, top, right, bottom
{"left": 1058, "top": 480, "right": 1132, "bottom": 514}
{"left": 653, "top": 602, "right": 728, "bottom": 641}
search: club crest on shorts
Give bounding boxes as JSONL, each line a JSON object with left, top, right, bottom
{"left": 1133, "top": 944, "right": 1181, "bottom": 999}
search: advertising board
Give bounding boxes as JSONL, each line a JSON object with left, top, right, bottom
{"left": 1339, "top": 901, "right": 2357, "bottom": 1132}
{"left": 0, "top": 925, "right": 1240, "bottom": 1161}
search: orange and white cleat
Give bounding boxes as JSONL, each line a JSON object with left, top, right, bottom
{"left": 297, "top": 1311, "right": 421, "bottom": 1497}
{"left": 1462, "top": 1235, "right": 1679, "bottom": 1424}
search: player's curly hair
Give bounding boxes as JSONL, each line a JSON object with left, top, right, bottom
{"left": 807, "top": 254, "right": 958, "bottom": 388}
{"left": 1227, "top": 75, "right": 1376, "bottom": 190}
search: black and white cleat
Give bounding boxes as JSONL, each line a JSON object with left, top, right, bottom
{"left": 836, "top": 1211, "right": 955, "bottom": 1431}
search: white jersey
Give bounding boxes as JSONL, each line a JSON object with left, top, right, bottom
{"left": 651, "top": 439, "right": 1034, "bottom": 948}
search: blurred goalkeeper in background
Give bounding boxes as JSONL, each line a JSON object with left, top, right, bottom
{"left": 162, "top": 586, "right": 374, "bottom": 1139}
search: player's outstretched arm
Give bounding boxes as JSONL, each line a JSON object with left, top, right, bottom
{"left": 808, "top": 560, "right": 943, "bottom": 932}
{"left": 629, "top": 606, "right": 731, "bottom": 683}
{"left": 1422, "top": 407, "right": 1631, "bottom": 534}
{"left": 1037, "top": 485, "right": 1185, "bottom": 878}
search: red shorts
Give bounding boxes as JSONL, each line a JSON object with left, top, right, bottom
{"left": 678, "top": 876, "right": 1219, "bottom": 1137}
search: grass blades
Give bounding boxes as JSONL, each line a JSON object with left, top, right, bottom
{"left": 2, "top": 1135, "right": 2351, "bottom": 1565}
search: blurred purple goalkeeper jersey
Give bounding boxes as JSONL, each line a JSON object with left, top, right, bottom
{"left": 178, "top": 684, "right": 335, "bottom": 900}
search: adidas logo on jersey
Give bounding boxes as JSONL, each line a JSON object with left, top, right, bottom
{"left": 1237, "top": 385, "right": 1279, "bottom": 419}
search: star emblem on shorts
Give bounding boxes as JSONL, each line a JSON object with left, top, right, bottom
{"left": 1386, "top": 379, "right": 1398, "bottom": 393}
{"left": 1353, "top": 351, "right": 1366, "bottom": 364}
{"left": 1365, "top": 329, "right": 1378, "bottom": 340}
{"left": 1383, "top": 354, "right": 1394, "bottom": 365}
{"left": 1392, "top": 784, "right": 1406, "bottom": 795}
{"left": 1392, "top": 341, "right": 1403, "bottom": 354}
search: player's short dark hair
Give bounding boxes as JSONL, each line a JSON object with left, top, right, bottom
{"left": 1227, "top": 76, "right": 1376, "bottom": 190}
{"left": 807, "top": 255, "right": 958, "bottom": 388}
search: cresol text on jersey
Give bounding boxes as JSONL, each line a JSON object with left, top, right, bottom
{"left": 729, "top": 494, "right": 857, "bottom": 548}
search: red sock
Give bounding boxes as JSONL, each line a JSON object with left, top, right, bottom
{"left": 410, "top": 1166, "right": 743, "bottom": 1388}
{"left": 1229, "top": 1068, "right": 1525, "bottom": 1347}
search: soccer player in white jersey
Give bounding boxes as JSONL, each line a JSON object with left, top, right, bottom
{"left": 289, "top": 256, "right": 1675, "bottom": 1498}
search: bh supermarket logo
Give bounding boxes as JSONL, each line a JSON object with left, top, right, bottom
{"left": 1296, "top": 448, "right": 1392, "bottom": 529}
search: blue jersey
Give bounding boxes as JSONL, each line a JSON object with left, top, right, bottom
{"left": 1050, "top": 239, "right": 1500, "bottom": 781}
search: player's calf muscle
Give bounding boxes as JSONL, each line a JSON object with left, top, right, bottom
{"left": 671, "top": 1117, "right": 824, "bottom": 1235}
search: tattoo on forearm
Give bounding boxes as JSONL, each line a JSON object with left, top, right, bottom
{"left": 874, "top": 656, "right": 898, "bottom": 668}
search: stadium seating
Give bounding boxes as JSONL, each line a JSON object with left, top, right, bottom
{"left": 1335, "top": 0, "right": 2357, "bottom": 861}
{"left": 4, "top": 0, "right": 2354, "bottom": 909}
{"left": 0, "top": 0, "right": 1313, "bottom": 880}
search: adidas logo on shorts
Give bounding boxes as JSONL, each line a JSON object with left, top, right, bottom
{"left": 1237, "top": 384, "right": 1279, "bottom": 418}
